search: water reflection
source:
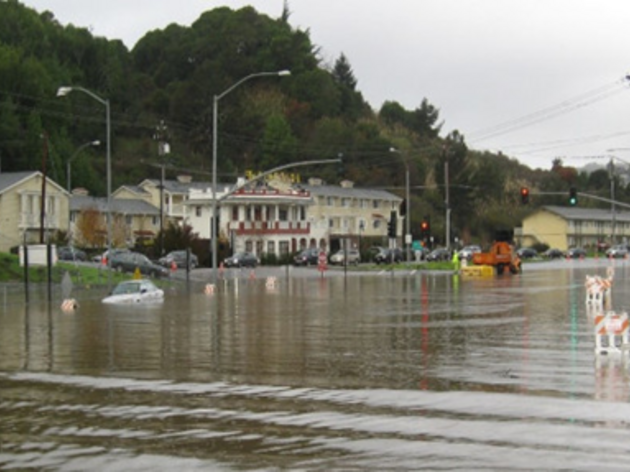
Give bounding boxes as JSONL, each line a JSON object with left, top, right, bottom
{"left": 2, "top": 263, "right": 630, "bottom": 469}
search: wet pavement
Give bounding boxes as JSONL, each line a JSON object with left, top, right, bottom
{"left": 2, "top": 259, "right": 630, "bottom": 470}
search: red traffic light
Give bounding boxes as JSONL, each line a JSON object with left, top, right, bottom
{"left": 520, "top": 187, "right": 530, "bottom": 204}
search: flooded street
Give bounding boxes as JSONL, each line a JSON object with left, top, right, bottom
{"left": 2, "top": 261, "right": 630, "bottom": 470}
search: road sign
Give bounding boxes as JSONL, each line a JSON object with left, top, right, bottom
{"left": 318, "top": 251, "right": 327, "bottom": 272}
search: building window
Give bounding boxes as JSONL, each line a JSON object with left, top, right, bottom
{"left": 373, "top": 200, "right": 379, "bottom": 209}
{"left": 342, "top": 198, "right": 350, "bottom": 207}
{"left": 195, "top": 206, "right": 202, "bottom": 217}
{"left": 267, "top": 241, "right": 275, "bottom": 254}
{"left": 279, "top": 209, "right": 288, "bottom": 221}
{"left": 232, "top": 206, "right": 238, "bottom": 221}
{"left": 245, "top": 240, "right": 253, "bottom": 252}
{"left": 279, "top": 241, "right": 290, "bottom": 255}
{"left": 327, "top": 196, "right": 334, "bottom": 206}
{"left": 152, "top": 216, "right": 158, "bottom": 226}
{"left": 373, "top": 219, "right": 381, "bottom": 229}
{"left": 329, "top": 218, "right": 334, "bottom": 228}
{"left": 125, "top": 215, "right": 132, "bottom": 225}
{"left": 299, "top": 206, "right": 306, "bottom": 220}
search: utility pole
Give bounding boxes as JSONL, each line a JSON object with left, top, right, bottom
{"left": 444, "top": 145, "right": 451, "bottom": 251}
{"left": 609, "top": 157, "right": 616, "bottom": 244}
{"left": 153, "top": 120, "right": 170, "bottom": 257}
{"left": 40, "top": 132, "right": 49, "bottom": 244}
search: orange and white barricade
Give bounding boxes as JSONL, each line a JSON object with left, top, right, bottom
{"left": 265, "top": 276, "right": 278, "bottom": 290}
{"left": 594, "top": 311, "right": 630, "bottom": 355}
{"left": 585, "top": 268, "right": 613, "bottom": 308}
{"left": 204, "top": 284, "right": 216, "bottom": 295}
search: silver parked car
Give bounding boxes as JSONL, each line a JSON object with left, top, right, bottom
{"left": 329, "top": 248, "right": 361, "bottom": 266}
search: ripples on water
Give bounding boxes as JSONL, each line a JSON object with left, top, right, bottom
{"left": 2, "top": 263, "right": 630, "bottom": 470}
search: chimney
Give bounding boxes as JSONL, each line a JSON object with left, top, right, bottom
{"left": 308, "top": 177, "right": 323, "bottom": 186}
{"left": 72, "top": 187, "right": 89, "bottom": 196}
{"left": 340, "top": 179, "right": 354, "bottom": 189}
{"left": 177, "top": 175, "right": 192, "bottom": 183}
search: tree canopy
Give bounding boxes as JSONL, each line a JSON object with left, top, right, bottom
{"left": 0, "top": 0, "right": 623, "bottom": 244}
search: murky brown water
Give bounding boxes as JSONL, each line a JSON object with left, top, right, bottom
{"left": 2, "top": 261, "right": 630, "bottom": 470}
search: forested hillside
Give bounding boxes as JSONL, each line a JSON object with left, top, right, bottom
{"left": 0, "top": 0, "right": 621, "bottom": 243}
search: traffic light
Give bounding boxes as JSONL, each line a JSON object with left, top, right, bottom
{"left": 387, "top": 211, "right": 397, "bottom": 238}
{"left": 569, "top": 187, "right": 577, "bottom": 206}
{"left": 520, "top": 187, "right": 530, "bottom": 205}
{"left": 420, "top": 215, "right": 430, "bottom": 237}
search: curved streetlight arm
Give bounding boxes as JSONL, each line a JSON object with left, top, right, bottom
{"left": 218, "top": 158, "right": 341, "bottom": 202}
{"left": 215, "top": 70, "right": 291, "bottom": 101}
{"left": 57, "top": 86, "right": 107, "bottom": 107}
{"left": 66, "top": 140, "right": 100, "bottom": 192}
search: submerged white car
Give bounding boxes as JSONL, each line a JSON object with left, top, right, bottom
{"left": 102, "top": 279, "right": 164, "bottom": 304}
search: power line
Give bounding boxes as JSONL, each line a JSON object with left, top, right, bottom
{"left": 468, "top": 76, "right": 630, "bottom": 143}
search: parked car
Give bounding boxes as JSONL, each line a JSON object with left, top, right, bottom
{"left": 224, "top": 251, "right": 259, "bottom": 268}
{"left": 109, "top": 251, "right": 170, "bottom": 278}
{"left": 92, "top": 248, "right": 129, "bottom": 264}
{"left": 543, "top": 248, "right": 564, "bottom": 259}
{"left": 329, "top": 248, "right": 361, "bottom": 265}
{"left": 57, "top": 246, "right": 87, "bottom": 262}
{"left": 565, "top": 247, "right": 587, "bottom": 259}
{"left": 458, "top": 245, "right": 481, "bottom": 261}
{"left": 425, "top": 248, "right": 451, "bottom": 262}
{"left": 158, "top": 250, "right": 199, "bottom": 269}
{"left": 516, "top": 247, "right": 538, "bottom": 259}
{"left": 605, "top": 244, "right": 629, "bottom": 259}
{"left": 293, "top": 247, "right": 322, "bottom": 266}
{"left": 373, "top": 247, "right": 403, "bottom": 264}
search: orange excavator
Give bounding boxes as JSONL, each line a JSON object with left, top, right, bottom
{"left": 471, "top": 230, "right": 521, "bottom": 275}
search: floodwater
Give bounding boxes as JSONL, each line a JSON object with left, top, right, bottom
{"left": 2, "top": 261, "right": 630, "bottom": 471}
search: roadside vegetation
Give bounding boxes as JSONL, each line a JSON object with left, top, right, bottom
{"left": 0, "top": 252, "right": 131, "bottom": 286}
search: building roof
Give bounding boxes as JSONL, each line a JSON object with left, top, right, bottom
{"left": 70, "top": 195, "right": 159, "bottom": 215}
{"left": 542, "top": 205, "right": 630, "bottom": 222}
{"left": 0, "top": 171, "right": 68, "bottom": 195}
{"left": 300, "top": 183, "right": 402, "bottom": 202}
{"left": 114, "top": 185, "right": 150, "bottom": 196}
{"left": 144, "top": 178, "right": 210, "bottom": 194}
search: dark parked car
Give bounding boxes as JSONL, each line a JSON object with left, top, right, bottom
{"left": 224, "top": 251, "right": 259, "bottom": 268}
{"left": 57, "top": 246, "right": 87, "bottom": 262}
{"left": 565, "top": 247, "right": 587, "bottom": 259}
{"left": 543, "top": 248, "right": 564, "bottom": 259}
{"left": 110, "top": 251, "right": 170, "bottom": 278}
{"left": 158, "top": 250, "right": 199, "bottom": 269}
{"left": 373, "top": 247, "right": 403, "bottom": 264}
{"left": 425, "top": 248, "right": 451, "bottom": 262}
{"left": 293, "top": 247, "right": 322, "bottom": 266}
{"left": 92, "top": 248, "right": 129, "bottom": 264}
{"left": 516, "top": 247, "right": 538, "bottom": 259}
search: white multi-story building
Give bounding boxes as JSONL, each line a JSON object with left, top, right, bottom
{"left": 301, "top": 178, "right": 402, "bottom": 251}
{"left": 186, "top": 178, "right": 313, "bottom": 257}
{"left": 184, "top": 176, "right": 402, "bottom": 258}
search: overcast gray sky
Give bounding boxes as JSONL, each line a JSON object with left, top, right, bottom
{"left": 21, "top": 0, "right": 630, "bottom": 170}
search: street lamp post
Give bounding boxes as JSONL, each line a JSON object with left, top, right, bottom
{"left": 57, "top": 86, "right": 112, "bottom": 280}
{"left": 66, "top": 140, "right": 100, "bottom": 192}
{"left": 390, "top": 148, "right": 411, "bottom": 261}
{"left": 211, "top": 70, "right": 290, "bottom": 282}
